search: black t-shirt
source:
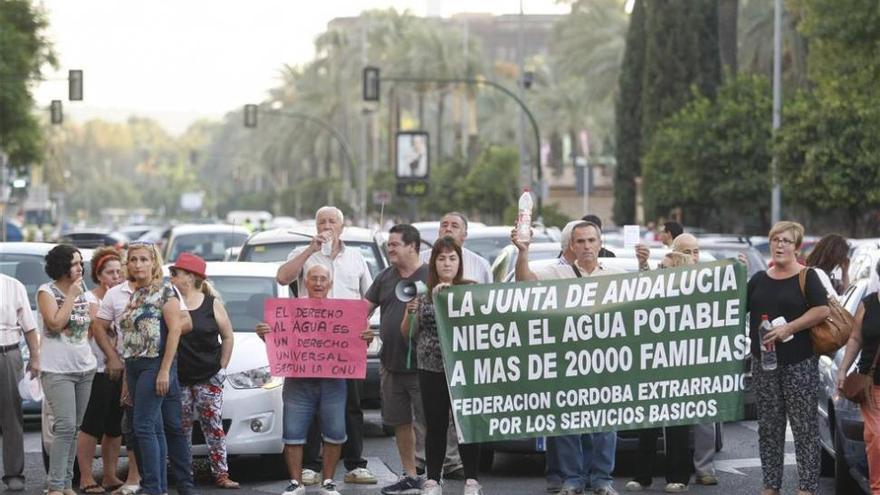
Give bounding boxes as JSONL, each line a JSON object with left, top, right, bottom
{"left": 858, "top": 292, "right": 880, "bottom": 384}
{"left": 178, "top": 295, "right": 222, "bottom": 385}
{"left": 365, "top": 264, "right": 429, "bottom": 373}
{"left": 747, "top": 269, "right": 828, "bottom": 367}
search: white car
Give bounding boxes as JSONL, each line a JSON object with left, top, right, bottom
{"left": 0, "top": 242, "right": 93, "bottom": 418}
{"left": 236, "top": 227, "right": 386, "bottom": 405}
{"left": 42, "top": 262, "right": 290, "bottom": 467}
{"left": 160, "top": 224, "right": 250, "bottom": 263}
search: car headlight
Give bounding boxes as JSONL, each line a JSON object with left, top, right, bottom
{"left": 367, "top": 329, "right": 382, "bottom": 358}
{"left": 226, "top": 366, "right": 282, "bottom": 390}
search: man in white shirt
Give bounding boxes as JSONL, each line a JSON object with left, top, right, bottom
{"left": 0, "top": 274, "right": 40, "bottom": 491}
{"left": 419, "top": 212, "right": 491, "bottom": 284}
{"left": 276, "top": 206, "right": 377, "bottom": 485}
{"left": 417, "top": 212, "right": 491, "bottom": 478}
{"left": 513, "top": 222, "right": 622, "bottom": 495}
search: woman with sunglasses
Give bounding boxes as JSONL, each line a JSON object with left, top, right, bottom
{"left": 38, "top": 244, "right": 96, "bottom": 495}
{"left": 96, "top": 242, "right": 195, "bottom": 495}
{"left": 77, "top": 247, "right": 127, "bottom": 494}
{"left": 169, "top": 254, "right": 238, "bottom": 489}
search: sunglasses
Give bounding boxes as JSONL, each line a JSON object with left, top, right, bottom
{"left": 169, "top": 267, "right": 183, "bottom": 277}
{"left": 128, "top": 240, "right": 156, "bottom": 247}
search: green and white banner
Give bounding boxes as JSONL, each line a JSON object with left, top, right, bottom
{"left": 434, "top": 260, "right": 749, "bottom": 444}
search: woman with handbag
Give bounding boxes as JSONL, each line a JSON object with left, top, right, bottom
{"left": 836, "top": 263, "right": 880, "bottom": 494}
{"left": 747, "top": 221, "right": 830, "bottom": 495}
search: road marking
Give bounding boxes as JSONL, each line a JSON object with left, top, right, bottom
{"left": 255, "top": 457, "right": 397, "bottom": 493}
{"left": 739, "top": 420, "right": 794, "bottom": 442}
{"left": 716, "top": 453, "right": 797, "bottom": 475}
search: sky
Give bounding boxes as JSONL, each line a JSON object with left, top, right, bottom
{"left": 33, "top": 0, "right": 570, "bottom": 134}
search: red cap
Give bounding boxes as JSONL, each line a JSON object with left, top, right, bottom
{"left": 172, "top": 252, "right": 207, "bottom": 279}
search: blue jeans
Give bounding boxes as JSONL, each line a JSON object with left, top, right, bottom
{"left": 282, "top": 378, "right": 347, "bottom": 445}
{"left": 546, "top": 432, "right": 617, "bottom": 490}
{"left": 126, "top": 358, "right": 194, "bottom": 495}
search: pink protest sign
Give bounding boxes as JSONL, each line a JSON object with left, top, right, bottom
{"left": 264, "top": 298, "right": 370, "bottom": 379}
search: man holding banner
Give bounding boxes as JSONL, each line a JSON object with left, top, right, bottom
{"left": 513, "top": 221, "right": 623, "bottom": 495}
{"left": 276, "top": 206, "right": 377, "bottom": 486}
{"left": 257, "top": 264, "right": 373, "bottom": 495}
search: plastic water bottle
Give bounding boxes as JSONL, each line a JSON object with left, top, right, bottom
{"left": 321, "top": 233, "right": 333, "bottom": 256}
{"left": 760, "top": 314, "right": 777, "bottom": 371}
{"left": 517, "top": 189, "right": 533, "bottom": 242}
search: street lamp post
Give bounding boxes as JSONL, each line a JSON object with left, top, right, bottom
{"left": 243, "top": 104, "right": 362, "bottom": 220}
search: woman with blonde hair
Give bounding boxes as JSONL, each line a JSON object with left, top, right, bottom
{"left": 168, "top": 253, "right": 238, "bottom": 489}
{"left": 747, "top": 221, "right": 830, "bottom": 495}
{"left": 94, "top": 242, "right": 195, "bottom": 495}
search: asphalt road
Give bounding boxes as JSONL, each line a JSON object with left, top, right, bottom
{"left": 7, "top": 411, "right": 840, "bottom": 495}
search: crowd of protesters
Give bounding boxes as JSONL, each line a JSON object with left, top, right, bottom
{"left": 3, "top": 206, "right": 880, "bottom": 495}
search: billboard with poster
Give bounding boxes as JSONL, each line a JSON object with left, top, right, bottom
{"left": 396, "top": 131, "right": 429, "bottom": 179}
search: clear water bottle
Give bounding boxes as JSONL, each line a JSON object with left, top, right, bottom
{"left": 517, "top": 189, "right": 534, "bottom": 242}
{"left": 321, "top": 233, "right": 333, "bottom": 256}
{"left": 759, "top": 314, "right": 777, "bottom": 371}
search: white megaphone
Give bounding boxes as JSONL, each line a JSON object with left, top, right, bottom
{"left": 395, "top": 280, "right": 428, "bottom": 302}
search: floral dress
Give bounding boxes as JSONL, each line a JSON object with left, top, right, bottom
{"left": 119, "top": 283, "right": 177, "bottom": 359}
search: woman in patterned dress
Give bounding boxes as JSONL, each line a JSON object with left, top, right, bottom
{"left": 117, "top": 243, "right": 194, "bottom": 495}
{"left": 168, "top": 253, "right": 238, "bottom": 488}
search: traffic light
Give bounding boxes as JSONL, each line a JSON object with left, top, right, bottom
{"left": 50, "top": 100, "right": 63, "bottom": 124}
{"left": 363, "top": 67, "right": 380, "bottom": 102}
{"left": 244, "top": 104, "right": 258, "bottom": 128}
{"left": 68, "top": 70, "right": 83, "bottom": 101}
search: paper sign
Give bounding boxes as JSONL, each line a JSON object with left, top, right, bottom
{"left": 623, "top": 225, "right": 641, "bottom": 248}
{"left": 264, "top": 298, "right": 369, "bottom": 379}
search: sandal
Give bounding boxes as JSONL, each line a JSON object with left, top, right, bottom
{"left": 111, "top": 484, "right": 140, "bottom": 495}
{"left": 79, "top": 485, "right": 106, "bottom": 494}
{"left": 214, "top": 474, "right": 240, "bottom": 489}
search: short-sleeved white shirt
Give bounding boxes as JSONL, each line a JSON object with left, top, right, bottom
{"left": 287, "top": 242, "right": 373, "bottom": 300}
{"left": 85, "top": 290, "right": 124, "bottom": 372}
{"left": 0, "top": 274, "right": 37, "bottom": 347}
{"left": 534, "top": 261, "right": 624, "bottom": 281}
{"left": 419, "top": 247, "right": 492, "bottom": 284}
{"left": 38, "top": 282, "right": 96, "bottom": 373}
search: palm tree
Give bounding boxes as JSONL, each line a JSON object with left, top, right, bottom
{"left": 738, "top": 0, "right": 808, "bottom": 87}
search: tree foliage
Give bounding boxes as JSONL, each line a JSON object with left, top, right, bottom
{"left": 0, "top": 0, "right": 55, "bottom": 166}
{"left": 642, "top": 74, "right": 772, "bottom": 231}
{"left": 613, "top": 0, "right": 645, "bottom": 225}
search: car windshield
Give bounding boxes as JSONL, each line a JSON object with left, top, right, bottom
{"left": 169, "top": 232, "right": 249, "bottom": 262}
{"left": 239, "top": 241, "right": 384, "bottom": 278}
{"left": 205, "top": 276, "right": 278, "bottom": 332}
{"left": 0, "top": 253, "right": 93, "bottom": 309}
{"left": 466, "top": 231, "right": 554, "bottom": 262}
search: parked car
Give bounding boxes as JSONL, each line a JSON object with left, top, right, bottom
{"left": 237, "top": 226, "right": 387, "bottom": 279}
{"left": 118, "top": 224, "right": 158, "bottom": 241}
{"left": 818, "top": 277, "right": 872, "bottom": 493}
{"left": 161, "top": 224, "right": 250, "bottom": 263}
{"left": 490, "top": 243, "right": 563, "bottom": 283}
{"left": 0, "top": 243, "right": 93, "bottom": 418}
{"left": 482, "top": 256, "right": 727, "bottom": 471}
{"left": 236, "top": 227, "right": 386, "bottom": 405}
{"left": 60, "top": 229, "right": 129, "bottom": 249}
{"left": 699, "top": 242, "right": 768, "bottom": 278}
{"left": 464, "top": 226, "right": 556, "bottom": 264}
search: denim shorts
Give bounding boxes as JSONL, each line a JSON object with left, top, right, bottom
{"left": 282, "top": 377, "right": 347, "bottom": 445}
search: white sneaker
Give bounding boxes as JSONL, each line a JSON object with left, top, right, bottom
{"left": 319, "top": 479, "right": 341, "bottom": 495}
{"left": 663, "top": 483, "right": 688, "bottom": 493}
{"left": 624, "top": 481, "right": 645, "bottom": 492}
{"left": 423, "top": 479, "right": 443, "bottom": 495}
{"left": 302, "top": 469, "right": 320, "bottom": 486}
{"left": 463, "top": 479, "right": 482, "bottom": 495}
{"left": 282, "top": 480, "right": 305, "bottom": 495}
{"left": 344, "top": 467, "right": 378, "bottom": 484}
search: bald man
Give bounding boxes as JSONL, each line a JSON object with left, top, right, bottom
{"left": 671, "top": 233, "right": 718, "bottom": 486}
